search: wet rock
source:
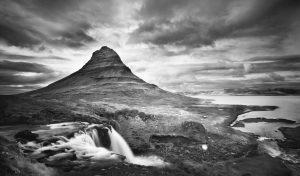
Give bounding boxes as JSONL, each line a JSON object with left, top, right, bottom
{"left": 94, "top": 126, "right": 111, "bottom": 149}
{"left": 42, "top": 137, "right": 61, "bottom": 146}
{"left": 14, "top": 130, "right": 38, "bottom": 143}
{"left": 45, "top": 159, "right": 80, "bottom": 172}
{"left": 106, "top": 120, "right": 120, "bottom": 132}
{"left": 48, "top": 152, "right": 76, "bottom": 161}
{"left": 84, "top": 124, "right": 111, "bottom": 148}
{"left": 42, "top": 148, "right": 69, "bottom": 157}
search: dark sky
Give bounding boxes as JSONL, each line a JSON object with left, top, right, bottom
{"left": 0, "top": 0, "right": 299, "bottom": 94}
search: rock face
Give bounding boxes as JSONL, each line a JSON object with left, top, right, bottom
{"left": 93, "top": 126, "right": 111, "bottom": 149}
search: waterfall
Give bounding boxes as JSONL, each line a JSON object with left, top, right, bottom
{"left": 107, "top": 127, "right": 167, "bottom": 166}
{"left": 27, "top": 123, "right": 167, "bottom": 167}
{"left": 32, "top": 131, "right": 122, "bottom": 161}
{"left": 90, "top": 129, "right": 102, "bottom": 147}
{"left": 108, "top": 127, "right": 135, "bottom": 162}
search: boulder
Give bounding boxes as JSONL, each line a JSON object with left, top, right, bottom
{"left": 14, "top": 130, "right": 38, "bottom": 143}
{"left": 181, "top": 121, "right": 207, "bottom": 143}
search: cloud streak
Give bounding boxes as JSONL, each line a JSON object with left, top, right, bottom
{"left": 0, "top": 60, "right": 60, "bottom": 94}
{"left": 0, "top": 60, "right": 54, "bottom": 73}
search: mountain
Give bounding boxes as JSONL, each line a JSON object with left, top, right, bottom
{"left": 24, "top": 46, "right": 196, "bottom": 106}
{"left": 29, "top": 46, "right": 146, "bottom": 94}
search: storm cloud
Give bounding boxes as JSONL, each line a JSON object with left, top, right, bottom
{"left": 0, "top": 0, "right": 120, "bottom": 49}
{"left": 129, "top": 0, "right": 300, "bottom": 48}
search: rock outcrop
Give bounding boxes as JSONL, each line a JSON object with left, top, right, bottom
{"left": 181, "top": 121, "right": 207, "bottom": 143}
{"left": 14, "top": 130, "right": 39, "bottom": 143}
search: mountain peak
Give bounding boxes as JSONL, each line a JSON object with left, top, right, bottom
{"left": 93, "top": 46, "right": 118, "bottom": 57}
{"left": 100, "top": 46, "right": 113, "bottom": 51}
{"left": 24, "top": 45, "right": 189, "bottom": 105}
{"left": 82, "top": 46, "right": 124, "bottom": 71}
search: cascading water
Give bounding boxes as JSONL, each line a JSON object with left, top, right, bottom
{"left": 91, "top": 129, "right": 102, "bottom": 147}
{"left": 108, "top": 127, "right": 135, "bottom": 162}
{"left": 32, "top": 131, "right": 120, "bottom": 161}
{"left": 107, "top": 127, "right": 167, "bottom": 166}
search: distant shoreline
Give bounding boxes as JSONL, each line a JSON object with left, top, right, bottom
{"left": 224, "top": 105, "right": 278, "bottom": 127}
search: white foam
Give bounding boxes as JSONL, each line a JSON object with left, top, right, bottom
{"left": 257, "top": 137, "right": 272, "bottom": 141}
{"left": 131, "top": 155, "right": 168, "bottom": 167}
{"left": 201, "top": 144, "right": 208, "bottom": 151}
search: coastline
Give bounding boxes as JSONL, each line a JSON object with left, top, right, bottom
{"left": 223, "top": 104, "right": 278, "bottom": 127}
